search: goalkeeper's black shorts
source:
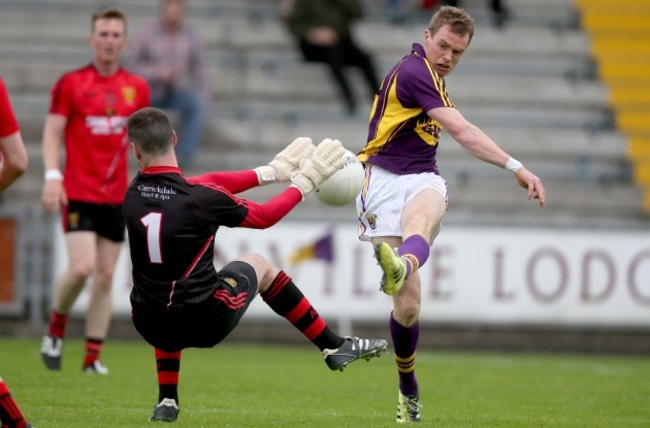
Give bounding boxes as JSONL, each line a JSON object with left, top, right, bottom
{"left": 132, "top": 261, "right": 257, "bottom": 352}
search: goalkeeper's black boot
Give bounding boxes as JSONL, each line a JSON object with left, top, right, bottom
{"left": 150, "top": 398, "right": 179, "bottom": 422}
{"left": 322, "top": 336, "right": 388, "bottom": 371}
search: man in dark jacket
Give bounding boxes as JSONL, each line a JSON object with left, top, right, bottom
{"left": 287, "top": 0, "right": 381, "bottom": 114}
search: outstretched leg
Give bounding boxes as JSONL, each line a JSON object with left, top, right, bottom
{"left": 240, "top": 253, "right": 389, "bottom": 371}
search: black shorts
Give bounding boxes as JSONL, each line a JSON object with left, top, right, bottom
{"left": 62, "top": 200, "right": 125, "bottom": 243}
{"left": 132, "top": 261, "right": 258, "bottom": 352}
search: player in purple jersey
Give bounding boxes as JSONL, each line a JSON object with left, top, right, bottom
{"left": 123, "top": 107, "right": 388, "bottom": 422}
{"left": 356, "top": 6, "right": 545, "bottom": 423}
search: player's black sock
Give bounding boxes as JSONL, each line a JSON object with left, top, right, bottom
{"left": 262, "top": 271, "right": 344, "bottom": 351}
{"left": 154, "top": 349, "right": 181, "bottom": 404}
{"left": 0, "top": 380, "right": 28, "bottom": 428}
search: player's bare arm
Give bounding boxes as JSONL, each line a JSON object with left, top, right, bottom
{"left": 430, "top": 106, "right": 545, "bottom": 206}
{"left": 41, "top": 113, "right": 68, "bottom": 212}
{"left": 0, "top": 131, "right": 28, "bottom": 191}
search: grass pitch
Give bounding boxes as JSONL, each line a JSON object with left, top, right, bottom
{"left": 1, "top": 338, "right": 649, "bottom": 427}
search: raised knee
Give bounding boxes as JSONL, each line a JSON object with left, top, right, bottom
{"left": 239, "top": 253, "right": 280, "bottom": 290}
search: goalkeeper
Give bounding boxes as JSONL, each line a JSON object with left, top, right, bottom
{"left": 122, "top": 107, "right": 388, "bottom": 423}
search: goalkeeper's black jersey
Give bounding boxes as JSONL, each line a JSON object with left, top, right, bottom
{"left": 124, "top": 166, "right": 248, "bottom": 312}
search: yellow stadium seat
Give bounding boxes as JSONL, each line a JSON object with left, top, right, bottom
{"left": 575, "top": 0, "right": 650, "bottom": 213}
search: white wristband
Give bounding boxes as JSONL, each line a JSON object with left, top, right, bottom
{"left": 44, "top": 169, "right": 64, "bottom": 181}
{"left": 253, "top": 166, "right": 276, "bottom": 185}
{"left": 505, "top": 157, "right": 523, "bottom": 173}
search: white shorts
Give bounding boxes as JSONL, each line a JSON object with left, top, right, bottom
{"left": 356, "top": 164, "right": 448, "bottom": 242}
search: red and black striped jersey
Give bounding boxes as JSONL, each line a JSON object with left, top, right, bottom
{"left": 124, "top": 166, "right": 302, "bottom": 311}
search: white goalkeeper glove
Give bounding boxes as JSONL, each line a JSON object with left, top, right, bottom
{"left": 254, "top": 137, "right": 315, "bottom": 185}
{"left": 290, "top": 138, "right": 345, "bottom": 197}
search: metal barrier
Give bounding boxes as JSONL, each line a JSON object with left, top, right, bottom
{"left": 0, "top": 203, "right": 53, "bottom": 330}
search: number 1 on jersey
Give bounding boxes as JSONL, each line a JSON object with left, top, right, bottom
{"left": 141, "top": 212, "right": 163, "bottom": 264}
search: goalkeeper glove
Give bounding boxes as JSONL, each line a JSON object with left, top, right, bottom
{"left": 291, "top": 138, "right": 345, "bottom": 197}
{"left": 254, "top": 137, "right": 315, "bottom": 185}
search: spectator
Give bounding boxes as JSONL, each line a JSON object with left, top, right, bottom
{"left": 126, "top": 0, "right": 210, "bottom": 167}
{"left": 286, "top": 0, "right": 381, "bottom": 115}
{"left": 39, "top": 8, "right": 150, "bottom": 375}
{"left": 0, "top": 76, "right": 28, "bottom": 192}
{"left": 443, "top": 0, "right": 511, "bottom": 28}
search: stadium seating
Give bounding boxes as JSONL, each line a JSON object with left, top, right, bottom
{"left": 1, "top": 0, "right": 648, "bottom": 228}
{"left": 574, "top": 0, "right": 650, "bottom": 213}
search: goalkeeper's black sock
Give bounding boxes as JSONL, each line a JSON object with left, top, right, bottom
{"left": 0, "top": 378, "right": 29, "bottom": 428}
{"left": 262, "top": 271, "right": 344, "bottom": 351}
{"left": 154, "top": 349, "right": 181, "bottom": 404}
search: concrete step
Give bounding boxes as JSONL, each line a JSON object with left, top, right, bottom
{"left": 216, "top": 177, "right": 648, "bottom": 227}
{"left": 0, "top": 10, "right": 591, "bottom": 57}
{"left": 16, "top": 139, "right": 628, "bottom": 186}
{"left": 205, "top": 66, "right": 610, "bottom": 110}
{"left": 0, "top": 0, "right": 579, "bottom": 29}
{"left": 5, "top": 164, "right": 643, "bottom": 228}
{"left": 206, "top": 99, "right": 612, "bottom": 130}
{"left": 2, "top": 0, "right": 640, "bottom": 227}
{"left": 2, "top": 61, "right": 609, "bottom": 123}
{"left": 8, "top": 89, "right": 614, "bottom": 143}
{"left": 203, "top": 118, "right": 627, "bottom": 162}
{"left": 13, "top": 108, "right": 628, "bottom": 180}
{"left": 0, "top": 39, "right": 593, "bottom": 80}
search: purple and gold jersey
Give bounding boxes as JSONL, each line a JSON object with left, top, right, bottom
{"left": 358, "top": 43, "right": 454, "bottom": 175}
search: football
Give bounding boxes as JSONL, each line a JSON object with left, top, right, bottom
{"left": 316, "top": 150, "right": 365, "bottom": 206}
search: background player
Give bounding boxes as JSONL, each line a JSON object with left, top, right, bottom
{"left": 356, "top": 6, "right": 545, "bottom": 423}
{"left": 123, "top": 107, "right": 388, "bottom": 422}
{"left": 40, "top": 8, "right": 150, "bottom": 374}
{"left": 0, "top": 76, "right": 33, "bottom": 428}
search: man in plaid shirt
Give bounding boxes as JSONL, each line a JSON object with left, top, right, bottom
{"left": 126, "top": 0, "right": 210, "bottom": 166}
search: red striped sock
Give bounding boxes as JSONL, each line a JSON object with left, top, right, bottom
{"left": 48, "top": 311, "right": 67, "bottom": 338}
{"left": 155, "top": 349, "right": 181, "bottom": 404}
{"left": 262, "top": 271, "right": 343, "bottom": 351}
{"left": 0, "top": 380, "right": 28, "bottom": 428}
{"left": 84, "top": 338, "right": 104, "bottom": 367}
